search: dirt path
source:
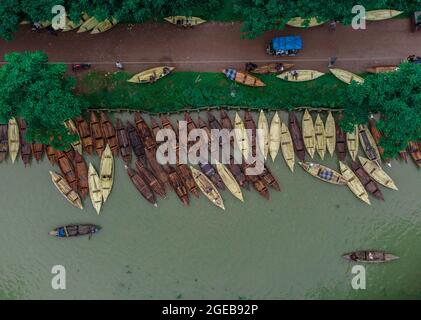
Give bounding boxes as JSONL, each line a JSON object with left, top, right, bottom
{"left": 0, "top": 19, "right": 419, "bottom": 73}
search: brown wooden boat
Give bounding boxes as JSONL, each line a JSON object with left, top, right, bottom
{"left": 31, "top": 143, "right": 44, "bottom": 162}
{"left": 75, "top": 116, "right": 94, "bottom": 155}
{"left": 242, "top": 163, "right": 270, "bottom": 199}
{"left": 135, "top": 160, "right": 166, "bottom": 198}
{"left": 64, "top": 147, "right": 75, "bottom": 162}
{"left": 46, "top": 145, "right": 56, "bottom": 165}
{"left": 126, "top": 121, "right": 145, "bottom": 163}
{"left": 250, "top": 63, "right": 294, "bottom": 74}
{"left": 164, "top": 165, "right": 189, "bottom": 206}
{"left": 90, "top": 112, "right": 105, "bottom": 157}
{"left": 288, "top": 112, "right": 306, "bottom": 161}
{"left": 17, "top": 118, "right": 31, "bottom": 166}
{"left": 56, "top": 150, "right": 78, "bottom": 191}
{"left": 126, "top": 166, "right": 157, "bottom": 206}
{"left": 0, "top": 124, "right": 8, "bottom": 162}
{"left": 145, "top": 147, "right": 169, "bottom": 185}
{"left": 100, "top": 112, "right": 118, "bottom": 156}
{"left": 408, "top": 142, "right": 421, "bottom": 167}
{"left": 260, "top": 166, "right": 281, "bottom": 191}
{"left": 368, "top": 118, "right": 384, "bottom": 157}
{"left": 175, "top": 162, "right": 199, "bottom": 197}
{"left": 222, "top": 69, "right": 266, "bottom": 87}
{"left": 399, "top": 151, "right": 408, "bottom": 162}
{"left": 351, "top": 161, "right": 384, "bottom": 200}
{"left": 134, "top": 112, "right": 156, "bottom": 150}
{"left": 73, "top": 151, "right": 89, "bottom": 199}
{"left": 150, "top": 116, "right": 161, "bottom": 139}
{"left": 335, "top": 121, "right": 347, "bottom": 161}
{"left": 160, "top": 114, "right": 178, "bottom": 138}
{"left": 366, "top": 65, "right": 398, "bottom": 74}
{"left": 115, "top": 118, "right": 132, "bottom": 164}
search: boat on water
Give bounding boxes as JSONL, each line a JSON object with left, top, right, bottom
{"left": 0, "top": 124, "right": 8, "bottom": 162}
{"left": 351, "top": 161, "right": 384, "bottom": 201}
{"left": 257, "top": 110, "right": 269, "bottom": 159}
{"left": 176, "top": 162, "right": 200, "bottom": 198}
{"left": 358, "top": 156, "right": 398, "bottom": 190}
{"left": 260, "top": 166, "right": 281, "bottom": 191}
{"left": 165, "top": 165, "right": 189, "bottom": 206}
{"left": 17, "top": 118, "right": 31, "bottom": 166}
{"left": 55, "top": 150, "right": 78, "bottom": 191}
{"left": 49, "top": 224, "right": 100, "bottom": 238}
{"left": 135, "top": 160, "right": 166, "bottom": 198}
{"left": 242, "top": 163, "right": 270, "bottom": 200}
{"left": 342, "top": 251, "right": 399, "bottom": 263}
{"left": 126, "top": 121, "right": 145, "bottom": 163}
{"left": 126, "top": 166, "right": 157, "bottom": 206}
{"left": 88, "top": 163, "right": 103, "bottom": 214}
{"left": 115, "top": 118, "right": 132, "bottom": 164}
{"left": 49, "top": 171, "right": 83, "bottom": 210}
{"left": 64, "top": 147, "right": 75, "bottom": 162}
{"left": 325, "top": 112, "right": 336, "bottom": 157}
{"left": 234, "top": 112, "right": 250, "bottom": 160}
{"left": 64, "top": 119, "right": 83, "bottom": 155}
{"left": 145, "top": 147, "right": 169, "bottom": 186}
{"left": 74, "top": 151, "right": 89, "bottom": 199}
{"left": 278, "top": 70, "right": 324, "bottom": 82}
{"left": 164, "top": 16, "right": 206, "bottom": 27}
{"left": 251, "top": 63, "right": 294, "bottom": 74}
{"left": 407, "top": 142, "right": 421, "bottom": 167}
{"left": 368, "top": 118, "right": 386, "bottom": 159}
{"left": 335, "top": 120, "right": 347, "bottom": 161}
{"left": 366, "top": 65, "right": 398, "bottom": 73}
{"left": 46, "top": 145, "right": 56, "bottom": 166}
{"left": 134, "top": 112, "right": 156, "bottom": 150}
{"left": 299, "top": 162, "right": 347, "bottom": 185}
{"left": 314, "top": 113, "right": 326, "bottom": 160}
{"left": 100, "top": 112, "right": 118, "bottom": 156}
{"left": 91, "top": 18, "right": 118, "bottom": 34}
{"left": 330, "top": 68, "right": 364, "bottom": 84}
{"left": 77, "top": 16, "right": 99, "bottom": 33}
{"left": 287, "top": 17, "right": 326, "bottom": 28}
{"left": 128, "top": 67, "right": 175, "bottom": 84}
{"left": 223, "top": 69, "right": 265, "bottom": 87}
{"left": 365, "top": 9, "right": 403, "bottom": 21}
{"left": 190, "top": 166, "right": 225, "bottom": 210}
{"left": 280, "top": 122, "right": 295, "bottom": 172}
{"left": 269, "top": 112, "right": 281, "bottom": 161}
{"left": 288, "top": 112, "right": 306, "bottom": 161}
{"left": 339, "top": 161, "right": 370, "bottom": 205}
{"left": 302, "top": 110, "right": 316, "bottom": 159}
{"left": 358, "top": 124, "right": 381, "bottom": 166}
{"left": 90, "top": 112, "right": 105, "bottom": 157}
{"left": 215, "top": 160, "right": 244, "bottom": 202}
{"left": 31, "top": 143, "right": 44, "bottom": 162}
{"left": 199, "top": 162, "right": 225, "bottom": 190}
{"left": 75, "top": 116, "right": 94, "bottom": 155}
{"left": 100, "top": 145, "right": 114, "bottom": 202}
{"left": 346, "top": 125, "right": 359, "bottom": 161}
{"left": 8, "top": 118, "right": 19, "bottom": 163}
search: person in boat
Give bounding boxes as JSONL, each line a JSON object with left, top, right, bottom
{"left": 149, "top": 73, "right": 157, "bottom": 83}
{"left": 245, "top": 62, "right": 258, "bottom": 72}
{"left": 291, "top": 70, "right": 299, "bottom": 80}
{"left": 368, "top": 252, "right": 375, "bottom": 260}
{"left": 163, "top": 67, "right": 171, "bottom": 75}
{"left": 350, "top": 252, "right": 358, "bottom": 261}
{"left": 275, "top": 63, "right": 284, "bottom": 72}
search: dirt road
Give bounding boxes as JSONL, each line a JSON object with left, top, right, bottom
{"left": 0, "top": 19, "right": 419, "bottom": 73}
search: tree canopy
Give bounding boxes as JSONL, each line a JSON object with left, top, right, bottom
{"left": 340, "top": 62, "right": 421, "bottom": 158}
{"left": 0, "top": 51, "right": 82, "bottom": 150}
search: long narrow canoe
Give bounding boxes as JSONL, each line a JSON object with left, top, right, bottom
{"left": 336, "top": 121, "right": 347, "bottom": 161}
{"left": 287, "top": 17, "right": 326, "bottom": 28}
{"left": 191, "top": 166, "right": 225, "bottom": 210}
{"left": 368, "top": 118, "right": 385, "bottom": 158}
{"left": 358, "top": 124, "right": 381, "bottom": 166}
{"left": 280, "top": 122, "right": 295, "bottom": 172}
{"left": 325, "top": 112, "right": 336, "bottom": 156}
{"left": 278, "top": 70, "right": 324, "bottom": 82}
{"left": 289, "top": 112, "right": 306, "bottom": 161}
{"left": 100, "top": 112, "right": 118, "bottom": 156}
{"left": 359, "top": 156, "right": 398, "bottom": 190}
{"left": 342, "top": 251, "right": 399, "bottom": 263}
{"left": 91, "top": 18, "right": 118, "bottom": 34}
{"left": 346, "top": 125, "right": 359, "bottom": 161}
{"left": 49, "top": 224, "right": 100, "bottom": 238}
{"left": 128, "top": 67, "right": 175, "bottom": 84}
{"left": 17, "top": 118, "right": 31, "bottom": 166}
{"left": 56, "top": 150, "right": 77, "bottom": 191}
{"left": 62, "top": 13, "right": 89, "bottom": 32}
{"left": 251, "top": 63, "right": 294, "bottom": 74}
{"left": 126, "top": 166, "right": 157, "bottom": 206}
{"left": 365, "top": 10, "right": 403, "bottom": 21}
{"left": 223, "top": 69, "right": 265, "bottom": 87}
{"left": 115, "top": 118, "right": 132, "bottom": 164}
{"left": 351, "top": 161, "right": 384, "bottom": 201}
{"left": 302, "top": 110, "right": 316, "bottom": 159}
{"left": 31, "top": 143, "right": 44, "bottom": 162}
{"left": 299, "top": 162, "right": 347, "bottom": 185}
{"left": 215, "top": 160, "right": 244, "bottom": 202}
{"left": 366, "top": 65, "right": 398, "bottom": 73}
{"left": 75, "top": 116, "right": 94, "bottom": 155}
{"left": 136, "top": 160, "right": 166, "bottom": 199}
{"left": 164, "top": 16, "right": 206, "bottom": 27}
{"left": 77, "top": 16, "right": 99, "bottom": 33}
{"left": 74, "top": 151, "right": 89, "bottom": 199}
{"left": 314, "top": 114, "right": 326, "bottom": 160}
{"left": 100, "top": 145, "right": 114, "bottom": 202}
{"left": 64, "top": 119, "right": 83, "bottom": 155}
{"left": 0, "top": 124, "right": 8, "bottom": 162}
{"left": 330, "top": 68, "right": 364, "bottom": 84}
{"left": 126, "top": 122, "right": 145, "bottom": 163}
{"left": 88, "top": 163, "right": 102, "bottom": 214}
{"left": 257, "top": 110, "right": 269, "bottom": 159}
{"left": 407, "top": 142, "right": 421, "bottom": 167}
{"left": 50, "top": 171, "right": 83, "bottom": 210}
{"left": 46, "top": 145, "right": 56, "bottom": 166}
{"left": 90, "top": 112, "right": 105, "bottom": 157}
{"left": 234, "top": 112, "right": 250, "bottom": 160}
{"left": 339, "top": 161, "right": 370, "bottom": 205}
{"left": 269, "top": 112, "right": 281, "bottom": 161}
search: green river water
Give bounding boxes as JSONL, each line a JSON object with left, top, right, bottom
{"left": 0, "top": 111, "right": 420, "bottom": 299}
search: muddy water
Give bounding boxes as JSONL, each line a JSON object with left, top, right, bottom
{"left": 0, "top": 111, "right": 420, "bottom": 299}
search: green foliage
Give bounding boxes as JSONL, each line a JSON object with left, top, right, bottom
{"left": 0, "top": 51, "right": 83, "bottom": 150}
{"left": 0, "top": 0, "right": 20, "bottom": 41}
{"left": 340, "top": 62, "right": 421, "bottom": 158}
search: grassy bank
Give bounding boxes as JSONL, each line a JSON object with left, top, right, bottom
{"left": 80, "top": 71, "right": 347, "bottom": 113}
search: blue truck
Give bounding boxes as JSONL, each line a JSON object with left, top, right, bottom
{"left": 267, "top": 35, "right": 303, "bottom": 56}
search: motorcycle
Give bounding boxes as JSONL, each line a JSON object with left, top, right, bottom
{"left": 72, "top": 63, "right": 91, "bottom": 72}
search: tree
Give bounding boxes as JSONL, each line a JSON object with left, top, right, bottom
{"left": 340, "top": 62, "right": 421, "bottom": 158}
{"left": 0, "top": 51, "right": 83, "bottom": 150}
{"left": 0, "top": 0, "right": 20, "bottom": 41}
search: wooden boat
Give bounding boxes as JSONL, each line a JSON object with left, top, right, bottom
{"left": 62, "top": 16, "right": 83, "bottom": 32}
{"left": 336, "top": 120, "right": 347, "bottom": 161}
{"left": 100, "top": 112, "right": 118, "bottom": 156}
{"left": 269, "top": 112, "right": 281, "bottom": 161}
{"left": 339, "top": 161, "right": 370, "bottom": 205}
{"left": 77, "top": 16, "right": 99, "bottom": 33}
{"left": 342, "top": 251, "right": 399, "bottom": 263}
{"left": 365, "top": 10, "right": 403, "bottom": 21}
{"left": 31, "top": 143, "right": 44, "bottom": 162}
{"left": 126, "top": 122, "right": 145, "bottom": 162}
{"left": 302, "top": 110, "right": 316, "bottom": 159}
{"left": 190, "top": 166, "right": 225, "bottom": 210}
{"left": 115, "top": 118, "right": 132, "bottom": 164}
{"left": 49, "top": 224, "right": 100, "bottom": 238}
{"left": 17, "top": 118, "right": 31, "bottom": 166}
{"left": 90, "top": 112, "right": 105, "bottom": 157}
{"left": 368, "top": 118, "right": 385, "bottom": 158}
{"left": 314, "top": 114, "right": 326, "bottom": 160}
{"left": 399, "top": 150, "right": 408, "bottom": 162}
{"left": 359, "top": 156, "right": 398, "bottom": 190}
{"left": 88, "top": 163, "right": 103, "bottom": 214}
{"left": 134, "top": 112, "right": 156, "bottom": 150}
{"left": 222, "top": 69, "right": 265, "bottom": 87}
{"left": 160, "top": 114, "right": 178, "bottom": 139}
{"left": 199, "top": 162, "right": 225, "bottom": 190}
{"left": 215, "top": 160, "right": 244, "bottom": 202}
{"left": 288, "top": 112, "right": 305, "bottom": 161}
{"left": 126, "top": 166, "right": 157, "bottom": 206}
{"left": 64, "top": 147, "right": 75, "bottom": 162}
{"left": 243, "top": 111, "right": 257, "bottom": 151}
{"left": 325, "top": 112, "right": 336, "bottom": 157}
{"left": 278, "top": 70, "right": 324, "bottom": 82}
{"left": 251, "top": 63, "right": 294, "bottom": 74}
{"left": 299, "top": 162, "right": 346, "bottom": 185}
{"left": 280, "top": 122, "right": 295, "bottom": 172}
{"left": 91, "top": 18, "right": 118, "bottom": 34}
{"left": 287, "top": 17, "right": 326, "bottom": 28}
{"left": 346, "top": 125, "right": 359, "bottom": 161}
{"left": 56, "top": 150, "right": 78, "bottom": 191}
{"left": 150, "top": 116, "right": 162, "bottom": 138}
{"left": 165, "top": 165, "right": 189, "bottom": 206}
{"left": 257, "top": 110, "right": 269, "bottom": 159}
{"left": 164, "top": 16, "right": 206, "bottom": 27}
{"left": 145, "top": 147, "right": 169, "bottom": 186}
{"left": 74, "top": 151, "right": 89, "bottom": 199}
{"left": 128, "top": 67, "right": 175, "bottom": 84}
{"left": 0, "top": 124, "right": 8, "bottom": 162}
{"left": 49, "top": 171, "right": 83, "bottom": 210}
{"left": 234, "top": 112, "right": 250, "bottom": 160}
{"left": 366, "top": 65, "right": 398, "bottom": 73}
{"left": 8, "top": 118, "right": 19, "bottom": 163}
{"left": 64, "top": 119, "right": 83, "bottom": 155}
{"left": 135, "top": 160, "right": 166, "bottom": 198}
{"left": 358, "top": 124, "right": 381, "bottom": 166}
{"left": 260, "top": 166, "right": 281, "bottom": 191}
{"left": 351, "top": 161, "right": 384, "bottom": 201}
{"left": 330, "top": 68, "right": 364, "bottom": 84}
{"left": 407, "top": 142, "right": 421, "bottom": 167}
{"left": 100, "top": 145, "right": 114, "bottom": 202}
{"left": 46, "top": 145, "right": 56, "bottom": 166}
{"left": 75, "top": 116, "right": 94, "bottom": 155}
{"left": 243, "top": 164, "right": 270, "bottom": 199}
{"left": 176, "top": 163, "right": 200, "bottom": 198}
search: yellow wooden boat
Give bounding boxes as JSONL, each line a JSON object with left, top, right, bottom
{"left": 314, "top": 114, "right": 326, "bottom": 160}
{"left": 359, "top": 156, "right": 398, "bottom": 191}
{"left": 234, "top": 112, "right": 249, "bottom": 160}
{"left": 41, "top": 21, "right": 51, "bottom": 28}
{"left": 77, "top": 16, "right": 99, "bottom": 33}
{"left": 339, "top": 161, "right": 371, "bottom": 205}
{"left": 64, "top": 119, "right": 83, "bottom": 155}
{"left": 100, "top": 144, "right": 114, "bottom": 202}
{"left": 325, "top": 112, "right": 336, "bottom": 156}
{"left": 302, "top": 110, "right": 316, "bottom": 158}
{"left": 269, "top": 112, "right": 281, "bottom": 161}
{"left": 88, "top": 163, "right": 102, "bottom": 214}
{"left": 257, "top": 110, "right": 269, "bottom": 160}
{"left": 365, "top": 10, "right": 403, "bottom": 21}
{"left": 215, "top": 160, "right": 244, "bottom": 202}
{"left": 8, "top": 117, "right": 19, "bottom": 163}
{"left": 287, "top": 17, "right": 326, "bottom": 28}
{"left": 330, "top": 68, "right": 364, "bottom": 84}
{"left": 63, "top": 13, "right": 90, "bottom": 32}
{"left": 128, "top": 66, "right": 175, "bottom": 84}
{"left": 299, "top": 162, "right": 347, "bottom": 185}
{"left": 280, "top": 122, "right": 295, "bottom": 172}
{"left": 358, "top": 124, "right": 381, "bottom": 166}
{"left": 190, "top": 166, "right": 225, "bottom": 210}
{"left": 164, "top": 16, "right": 206, "bottom": 27}
{"left": 278, "top": 70, "right": 325, "bottom": 82}
{"left": 50, "top": 171, "right": 83, "bottom": 209}
{"left": 346, "top": 125, "right": 359, "bottom": 161}
{"left": 91, "top": 18, "right": 118, "bottom": 34}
